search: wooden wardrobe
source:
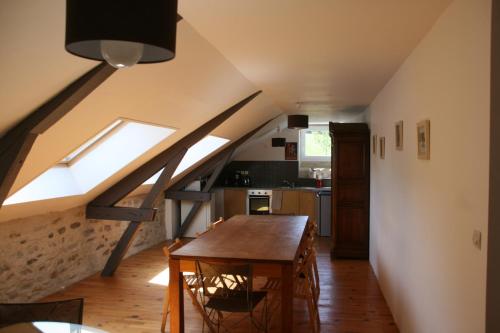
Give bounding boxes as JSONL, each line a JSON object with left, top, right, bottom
{"left": 329, "top": 123, "right": 370, "bottom": 259}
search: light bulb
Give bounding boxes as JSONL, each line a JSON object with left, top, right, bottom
{"left": 100, "top": 40, "right": 144, "bottom": 68}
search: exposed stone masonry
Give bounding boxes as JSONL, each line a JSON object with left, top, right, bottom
{"left": 0, "top": 195, "right": 166, "bottom": 302}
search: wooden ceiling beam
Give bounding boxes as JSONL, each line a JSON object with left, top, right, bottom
{"left": 170, "top": 118, "right": 274, "bottom": 237}
{"left": 86, "top": 206, "right": 157, "bottom": 222}
{"left": 98, "top": 91, "right": 262, "bottom": 276}
{"left": 89, "top": 90, "right": 262, "bottom": 207}
{"left": 176, "top": 154, "right": 231, "bottom": 238}
{"left": 165, "top": 191, "right": 212, "bottom": 202}
{"left": 0, "top": 63, "right": 116, "bottom": 208}
{"left": 168, "top": 118, "right": 273, "bottom": 191}
{"left": 101, "top": 148, "right": 187, "bottom": 276}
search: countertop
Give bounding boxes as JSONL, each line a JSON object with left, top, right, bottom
{"left": 214, "top": 186, "right": 331, "bottom": 192}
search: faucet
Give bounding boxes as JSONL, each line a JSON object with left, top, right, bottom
{"left": 282, "top": 180, "right": 295, "bottom": 188}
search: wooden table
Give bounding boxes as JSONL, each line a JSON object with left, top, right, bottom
{"left": 169, "top": 214, "right": 309, "bottom": 333}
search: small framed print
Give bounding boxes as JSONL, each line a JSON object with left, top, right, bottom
{"left": 285, "top": 142, "right": 298, "bottom": 160}
{"left": 417, "top": 120, "right": 430, "bottom": 160}
{"left": 372, "top": 135, "right": 377, "bottom": 155}
{"left": 395, "top": 121, "right": 403, "bottom": 150}
{"left": 379, "top": 137, "right": 385, "bottom": 159}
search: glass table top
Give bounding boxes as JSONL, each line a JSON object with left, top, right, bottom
{"left": 0, "top": 321, "right": 108, "bottom": 333}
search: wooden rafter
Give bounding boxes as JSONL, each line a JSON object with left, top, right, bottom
{"left": 89, "top": 90, "right": 262, "bottom": 208}
{"left": 101, "top": 148, "right": 187, "bottom": 276}
{"left": 167, "top": 118, "right": 274, "bottom": 237}
{"left": 176, "top": 152, "right": 232, "bottom": 237}
{"left": 97, "top": 91, "right": 262, "bottom": 276}
{"left": 165, "top": 191, "right": 212, "bottom": 202}
{"left": 86, "top": 206, "right": 157, "bottom": 222}
{"left": 168, "top": 118, "right": 272, "bottom": 192}
{"left": 0, "top": 63, "right": 117, "bottom": 208}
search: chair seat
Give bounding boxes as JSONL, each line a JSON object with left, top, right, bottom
{"left": 183, "top": 272, "right": 197, "bottom": 286}
{"left": 205, "top": 290, "right": 267, "bottom": 312}
{"left": 262, "top": 277, "right": 310, "bottom": 298}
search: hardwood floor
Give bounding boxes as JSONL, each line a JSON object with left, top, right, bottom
{"left": 44, "top": 237, "right": 398, "bottom": 332}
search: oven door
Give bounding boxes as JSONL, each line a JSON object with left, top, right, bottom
{"left": 248, "top": 195, "right": 271, "bottom": 215}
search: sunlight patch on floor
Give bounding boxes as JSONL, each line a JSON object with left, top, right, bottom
{"left": 148, "top": 268, "right": 169, "bottom": 286}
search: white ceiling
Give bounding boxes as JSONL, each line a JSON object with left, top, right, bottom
{"left": 180, "top": 0, "right": 452, "bottom": 116}
{"left": 0, "top": 0, "right": 452, "bottom": 221}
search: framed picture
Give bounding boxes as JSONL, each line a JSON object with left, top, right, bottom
{"left": 372, "top": 135, "right": 377, "bottom": 155}
{"left": 395, "top": 121, "right": 403, "bottom": 150}
{"left": 379, "top": 137, "right": 385, "bottom": 159}
{"left": 417, "top": 120, "right": 430, "bottom": 160}
{"left": 285, "top": 142, "right": 298, "bottom": 160}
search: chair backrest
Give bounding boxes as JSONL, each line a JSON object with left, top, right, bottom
{"left": 211, "top": 217, "right": 224, "bottom": 228}
{"left": 195, "top": 261, "right": 253, "bottom": 309}
{"left": 163, "top": 238, "right": 183, "bottom": 259}
{"left": 0, "top": 298, "right": 84, "bottom": 328}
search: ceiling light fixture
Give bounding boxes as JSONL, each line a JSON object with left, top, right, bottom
{"left": 287, "top": 115, "right": 309, "bottom": 129}
{"left": 65, "top": 0, "right": 179, "bottom": 68}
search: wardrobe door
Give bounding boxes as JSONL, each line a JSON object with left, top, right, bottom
{"left": 330, "top": 123, "right": 370, "bottom": 259}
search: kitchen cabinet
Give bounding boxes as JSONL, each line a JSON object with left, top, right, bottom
{"left": 223, "top": 189, "right": 247, "bottom": 219}
{"left": 330, "top": 123, "right": 370, "bottom": 259}
{"left": 299, "top": 191, "right": 316, "bottom": 223}
{"left": 280, "top": 190, "right": 300, "bottom": 215}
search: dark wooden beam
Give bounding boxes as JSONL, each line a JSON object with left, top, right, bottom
{"left": 174, "top": 118, "right": 276, "bottom": 237}
{"left": 90, "top": 90, "right": 262, "bottom": 207}
{"left": 176, "top": 152, "right": 232, "bottom": 237}
{"left": 101, "top": 148, "right": 187, "bottom": 277}
{"left": 165, "top": 191, "right": 212, "bottom": 202}
{"left": 169, "top": 118, "right": 273, "bottom": 191}
{"left": 0, "top": 63, "right": 116, "bottom": 208}
{"left": 86, "top": 206, "right": 157, "bottom": 221}
{"left": 0, "top": 133, "right": 37, "bottom": 208}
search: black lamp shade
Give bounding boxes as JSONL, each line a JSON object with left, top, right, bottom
{"left": 287, "top": 115, "right": 309, "bottom": 129}
{"left": 65, "top": 0, "right": 178, "bottom": 63}
{"left": 272, "top": 138, "right": 286, "bottom": 147}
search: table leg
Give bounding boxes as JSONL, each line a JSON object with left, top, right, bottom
{"left": 281, "top": 263, "right": 294, "bottom": 332}
{"left": 169, "top": 258, "right": 184, "bottom": 333}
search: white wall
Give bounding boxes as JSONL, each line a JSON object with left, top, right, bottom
{"left": 368, "top": 0, "right": 491, "bottom": 332}
{"left": 233, "top": 128, "right": 298, "bottom": 161}
{"left": 233, "top": 111, "right": 367, "bottom": 161}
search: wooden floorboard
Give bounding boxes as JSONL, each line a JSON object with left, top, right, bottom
{"left": 44, "top": 237, "right": 398, "bottom": 332}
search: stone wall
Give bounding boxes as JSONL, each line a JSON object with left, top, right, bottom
{"left": 0, "top": 195, "right": 166, "bottom": 302}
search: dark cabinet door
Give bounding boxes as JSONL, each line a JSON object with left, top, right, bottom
{"left": 330, "top": 123, "right": 370, "bottom": 259}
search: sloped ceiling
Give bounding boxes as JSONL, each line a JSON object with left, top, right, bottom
{"left": 179, "top": 0, "right": 452, "bottom": 113}
{"left": 0, "top": 0, "right": 451, "bottom": 221}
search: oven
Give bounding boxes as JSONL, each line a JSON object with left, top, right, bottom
{"left": 247, "top": 189, "right": 272, "bottom": 215}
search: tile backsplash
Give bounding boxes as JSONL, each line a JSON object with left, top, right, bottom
{"left": 216, "top": 161, "right": 331, "bottom": 188}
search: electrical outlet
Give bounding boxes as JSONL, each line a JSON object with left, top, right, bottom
{"left": 472, "top": 230, "right": 482, "bottom": 250}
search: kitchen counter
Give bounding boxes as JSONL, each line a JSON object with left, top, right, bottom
{"left": 214, "top": 186, "right": 331, "bottom": 192}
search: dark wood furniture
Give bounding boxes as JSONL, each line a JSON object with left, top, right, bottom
{"left": 169, "top": 214, "right": 309, "bottom": 333}
{"left": 329, "top": 123, "right": 370, "bottom": 259}
{"left": 0, "top": 298, "right": 84, "bottom": 328}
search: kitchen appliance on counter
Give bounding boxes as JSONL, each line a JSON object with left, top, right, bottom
{"left": 247, "top": 189, "right": 272, "bottom": 215}
{"left": 317, "top": 190, "right": 332, "bottom": 236}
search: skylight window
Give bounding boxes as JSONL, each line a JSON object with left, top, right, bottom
{"left": 59, "top": 119, "right": 123, "bottom": 165}
{"left": 4, "top": 119, "right": 175, "bottom": 205}
{"left": 144, "top": 135, "right": 230, "bottom": 185}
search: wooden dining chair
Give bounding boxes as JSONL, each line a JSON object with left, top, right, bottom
{"left": 161, "top": 239, "right": 217, "bottom": 333}
{"left": 211, "top": 217, "right": 224, "bottom": 228}
{"left": 0, "top": 298, "right": 84, "bottom": 328}
{"left": 261, "top": 249, "right": 320, "bottom": 333}
{"left": 195, "top": 261, "right": 269, "bottom": 332}
{"left": 298, "top": 220, "right": 320, "bottom": 303}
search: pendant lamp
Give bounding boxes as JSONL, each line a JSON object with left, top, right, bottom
{"left": 287, "top": 115, "right": 309, "bottom": 129}
{"left": 65, "top": 0, "right": 179, "bottom": 68}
